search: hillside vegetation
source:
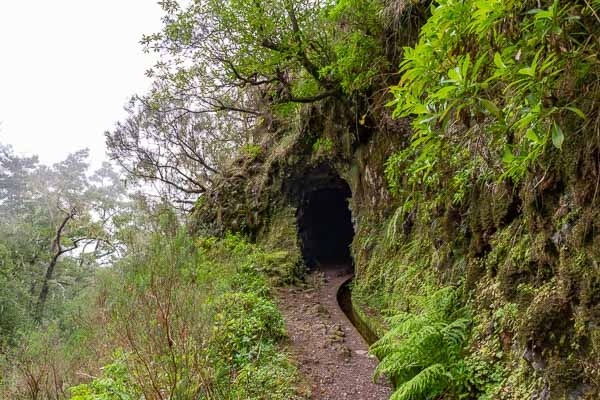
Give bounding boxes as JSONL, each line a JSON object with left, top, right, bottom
{"left": 1, "top": 1, "right": 599, "bottom": 399}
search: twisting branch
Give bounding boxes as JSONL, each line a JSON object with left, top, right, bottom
{"left": 35, "top": 209, "right": 76, "bottom": 321}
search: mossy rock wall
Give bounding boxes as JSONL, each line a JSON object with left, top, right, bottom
{"left": 191, "top": 92, "right": 599, "bottom": 399}
{"left": 348, "top": 144, "right": 600, "bottom": 397}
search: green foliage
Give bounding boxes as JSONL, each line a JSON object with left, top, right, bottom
{"left": 0, "top": 245, "right": 28, "bottom": 348}
{"left": 0, "top": 146, "right": 128, "bottom": 329}
{"left": 1, "top": 317, "right": 103, "bottom": 400}
{"left": 69, "top": 354, "right": 140, "bottom": 400}
{"left": 273, "top": 102, "right": 303, "bottom": 119}
{"left": 61, "top": 229, "right": 305, "bottom": 399}
{"left": 452, "top": 352, "right": 509, "bottom": 399}
{"left": 232, "top": 352, "right": 304, "bottom": 400}
{"left": 1, "top": 201, "right": 304, "bottom": 399}
{"left": 242, "top": 144, "right": 263, "bottom": 160}
{"left": 370, "top": 287, "right": 471, "bottom": 400}
{"left": 385, "top": 0, "right": 598, "bottom": 194}
{"left": 377, "top": 18, "right": 600, "bottom": 393}
{"left": 257, "top": 207, "right": 305, "bottom": 285}
{"left": 144, "top": 0, "right": 336, "bottom": 109}
{"left": 322, "top": 0, "right": 389, "bottom": 93}
{"left": 244, "top": 250, "right": 300, "bottom": 285}
{"left": 139, "top": 0, "right": 394, "bottom": 132}
{"left": 312, "top": 137, "right": 334, "bottom": 155}
{"left": 212, "top": 291, "right": 285, "bottom": 368}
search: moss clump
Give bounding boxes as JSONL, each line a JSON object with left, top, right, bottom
{"left": 257, "top": 207, "right": 305, "bottom": 285}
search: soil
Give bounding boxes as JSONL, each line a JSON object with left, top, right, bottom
{"left": 276, "top": 265, "right": 391, "bottom": 400}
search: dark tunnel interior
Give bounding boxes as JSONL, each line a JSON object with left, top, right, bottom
{"left": 297, "top": 185, "right": 355, "bottom": 270}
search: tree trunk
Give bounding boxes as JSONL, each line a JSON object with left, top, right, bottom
{"left": 34, "top": 253, "right": 61, "bottom": 321}
{"left": 34, "top": 212, "right": 73, "bottom": 322}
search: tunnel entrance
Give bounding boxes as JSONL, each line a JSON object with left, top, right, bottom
{"left": 297, "top": 184, "right": 354, "bottom": 270}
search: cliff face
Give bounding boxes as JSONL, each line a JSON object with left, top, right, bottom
{"left": 191, "top": 3, "right": 600, "bottom": 398}
{"left": 190, "top": 89, "right": 598, "bottom": 398}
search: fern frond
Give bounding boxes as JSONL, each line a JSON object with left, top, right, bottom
{"left": 441, "top": 318, "right": 469, "bottom": 347}
{"left": 386, "top": 311, "right": 415, "bottom": 325}
{"left": 375, "top": 354, "right": 423, "bottom": 382}
{"left": 385, "top": 313, "right": 430, "bottom": 337}
{"left": 372, "top": 316, "right": 442, "bottom": 361}
{"left": 371, "top": 286, "right": 470, "bottom": 399}
{"left": 390, "top": 363, "right": 448, "bottom": 400}
{"left": 370, "top": 339, "right": 405, "bottom": 359}
{"left": 386, "top": 205, "right": 405, "bottom": 243}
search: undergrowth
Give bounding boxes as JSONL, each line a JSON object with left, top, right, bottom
{"left": 355, "top": 0, "right": 600, "bottom": 398}
{"left": 371, "top": 287, "right": 470, "bottom": 400}
{"left": 69, "top": 231, "right": 306, "bottom": 400}
{"left": 1, "top": 227, "right": 306, "bottom": 399}
{"left": 385, "top": 0, "right": 599, "bottom": 201}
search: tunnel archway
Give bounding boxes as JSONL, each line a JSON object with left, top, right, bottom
{"left": 296, "top": 181, "right": 354, "bottom": 271}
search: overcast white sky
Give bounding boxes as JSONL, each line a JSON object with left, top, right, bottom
{"left": 0, "top": 1, "right": 163, "bottom": 168}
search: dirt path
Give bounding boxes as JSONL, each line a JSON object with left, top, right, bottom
{"left": 276, "top": 266, "right": 391, "bottom": 400}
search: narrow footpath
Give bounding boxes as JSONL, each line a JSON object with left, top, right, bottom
{"left": 276, "top": 265, "right": 391, "bottom": 400}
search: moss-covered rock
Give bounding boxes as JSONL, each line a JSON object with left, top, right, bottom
{"left": 189, "top": 4, "right": 600, "bottom": 397}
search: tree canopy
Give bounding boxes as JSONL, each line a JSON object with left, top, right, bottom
{"left": 106, "top": 0, "right": 392, "bottom": 202}
{"left": 0, "top": 145, "right": 129, "bottom": 333}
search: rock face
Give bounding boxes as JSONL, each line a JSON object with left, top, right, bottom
{"left": 189, "top": 34, "right": 600, "bottom": 398}
{"left": 191, "top": 91, "right": 600, "bottom": 397}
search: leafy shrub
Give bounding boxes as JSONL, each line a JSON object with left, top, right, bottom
{"left": 211, "top": 291, "right": 286, "bottom": 368}
{"left": 232, "top": 352, "right": 305, "bottom": 400}
{"left": 61, "top": 229, "right": 304, "bottom": 399}
{"left": 385, "top": 0, "right": 597, "bottom": 197}
{"left": 0, "top": 258, "right": 28, "bottom": 348}
{"left": 70, "top": 354, "right": 140, "bottom": 400}
{"left": 370, "top": 287, "right": 470, "bottom": 400}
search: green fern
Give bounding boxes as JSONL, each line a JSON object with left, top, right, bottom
{"left": 370, "top": 287, "right": 470, "bottom": 400}
{"left": 391, "top": 364, "right": 448, "bottom": 400}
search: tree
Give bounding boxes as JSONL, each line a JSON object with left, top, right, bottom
{"left": 0, "top": 146, "right": 129, "bottom": 324}
{"left": 106, "top": 0, "right": 336, "bottom": 208}
{"left": 142, "top": 0, "right": 339, "bottom": 114}
{"left": 106, "top": 1, "right": 339, "bottom": 203}
{"left": 0, "top": 143, "right": 39, "bottom": 212}
{"left": 107, "top": 0, "right": 392, "bottom": 202}
{"left": 106, "top": 97, "right": 251, "bottom": 207}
